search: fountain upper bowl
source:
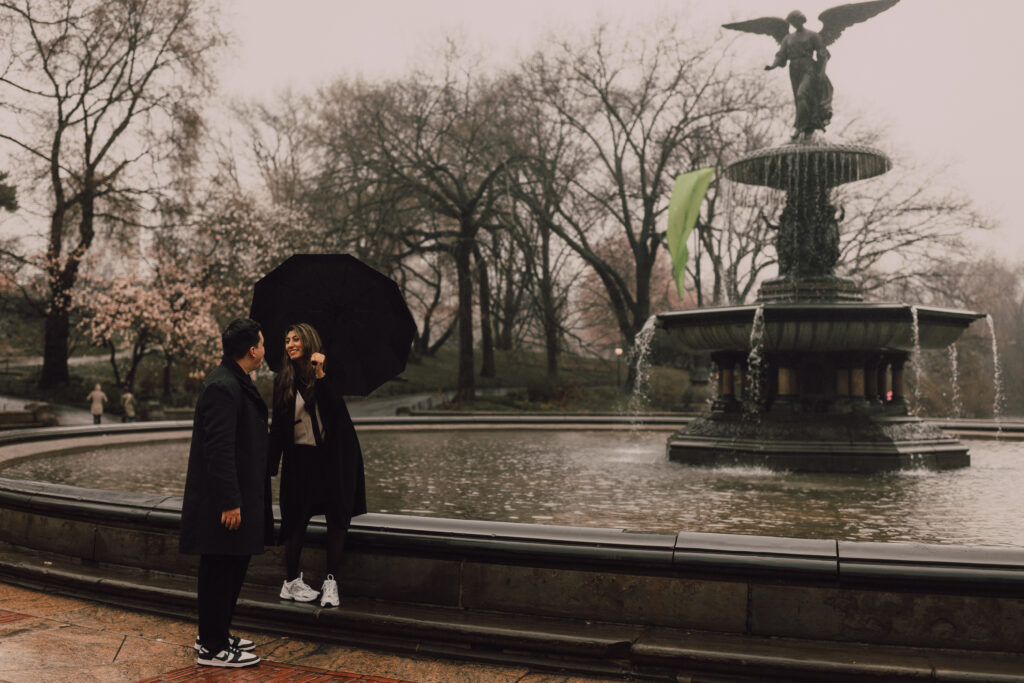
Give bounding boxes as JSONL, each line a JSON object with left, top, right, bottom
{"left": 657, "top": 303, "right": 984, "bottom": 354}
{"left": 726, "top": 141, "right": 892, "bottom": 189}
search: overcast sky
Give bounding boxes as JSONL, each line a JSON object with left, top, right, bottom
{"left": 220, "top": 0, "right": 1024, "bottom": 258}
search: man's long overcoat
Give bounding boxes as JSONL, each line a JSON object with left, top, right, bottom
{"left": 180, "top": 360, "right": 273, "bottom": 555}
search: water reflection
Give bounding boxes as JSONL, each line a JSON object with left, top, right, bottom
{"left": 2, "top": 430, "right": 1022, "bottom": 547}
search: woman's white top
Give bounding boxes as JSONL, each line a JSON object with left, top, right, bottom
{"left": 293, "top": 389, "right": 326, "bottom": 446}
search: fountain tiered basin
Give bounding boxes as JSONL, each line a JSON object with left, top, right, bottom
{"left": 657, "top": 141, "right": 984, "bottom": 472}
{"left": 658, "top": 303, "right": 982, "bottom": 353}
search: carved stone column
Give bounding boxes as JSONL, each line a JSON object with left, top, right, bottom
{"left": 711, "top": 352, "right": 742, "bottom": 413}
{"left": 864, "top": 353, "right": 884, "bottom": 410}
{"left": 877, "top": 361, "right": 889, "bottom": 404}
{"left": 833, "top": 353, "right": 852, "bottom": 414}
{"left": 849, "top": 352, "right": 870, "bottom": 413}
{"left": 886, "top": 352, "right": 910, "bottom": 415}
{"left": 773, "top": 353, "right": 799, "bottom": 413}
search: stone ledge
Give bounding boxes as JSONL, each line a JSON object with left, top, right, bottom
{"left": 3, "top": 545, "right": 1024, "bottom": 681}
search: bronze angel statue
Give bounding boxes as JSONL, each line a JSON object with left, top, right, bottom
{"left": 724, "top": 0, "right": 899, "bottom": 142}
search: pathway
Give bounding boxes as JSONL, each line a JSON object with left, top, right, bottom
{"left": 0, "top": 393, "right": 94, "bottom": 425}
{"left": 0, "top": 581, "right": 619, "bottom": 683}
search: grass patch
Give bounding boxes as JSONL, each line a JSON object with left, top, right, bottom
{"left": 1, "top": 343, "right": 710, "bottom": 414}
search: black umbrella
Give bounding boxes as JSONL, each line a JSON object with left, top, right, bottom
{"left": 250, "top": 254, "right": 417, "bottom": 396}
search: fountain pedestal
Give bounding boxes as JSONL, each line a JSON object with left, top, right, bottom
{"left": 658, "top": 142, "right": 983, "bottom": 472}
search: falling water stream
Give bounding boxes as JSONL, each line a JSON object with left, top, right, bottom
{"left": 628, "top": 316, "right": 659, "bottom": 415}
{"left": 909, "top": 306, "right": 922, "bottom": 414}
{"left": 947, "top": 344, "right": 962, "bottom": 419}
{"left": 986, "top": 315, "right": 1004, "bottom": 423}
{"left": 744, "top": 305, "right": 766, "bottom": 413}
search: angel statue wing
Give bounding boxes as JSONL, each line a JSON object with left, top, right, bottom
{"left": 818, "top": 0, "right": 900, "bottom": 46}
{"left": 721, "top": 16, "right": 791, "bottom": 44}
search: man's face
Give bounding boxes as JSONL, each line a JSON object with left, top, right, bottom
{"left": 251, "top": 331, "right": 265, "bottom": 368}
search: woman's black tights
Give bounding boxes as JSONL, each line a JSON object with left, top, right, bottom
{"left": 285, "top": 516, "right": 349, "bottom": 580}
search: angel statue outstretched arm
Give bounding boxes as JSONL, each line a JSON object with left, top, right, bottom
{"left": 723, "top": 0, "right": 900, "bottom": 142}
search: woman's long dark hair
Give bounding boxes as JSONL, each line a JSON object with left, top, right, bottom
{"left": 274, "top": 322, "right": 325, "bottom": 408}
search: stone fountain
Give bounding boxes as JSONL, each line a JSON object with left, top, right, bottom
{"left": 656, "top": 2, "right": 984, "bottom": 472}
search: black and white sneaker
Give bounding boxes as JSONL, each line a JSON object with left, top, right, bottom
{"left": 196, "top": 645, "right": 260, "bottom": 668}
{"left": 194, "top": 635, "right": 255, "bottom": 652}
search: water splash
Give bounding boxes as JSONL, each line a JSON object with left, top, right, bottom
{"left": 909, "top": 306, "right": 921, "bottom": 415}
{"left": 744, "top": 305, "right": 766, "bottom": 414}
{"left": 986, "top": 314, "right": 1003, "bottom": 424}
{"left": 630, "top": 316, "right": 659, "bottom": 407}
{"left": 947, "top": 344, "right": 962, "bottom": 419}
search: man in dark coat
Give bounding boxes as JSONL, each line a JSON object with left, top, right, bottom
{"left": 180, "top": 318, "right": 272, "bottom": 668}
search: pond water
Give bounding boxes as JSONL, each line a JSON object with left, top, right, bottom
{"left": 2, "top": 429, "right": 1022, "bottom": 547}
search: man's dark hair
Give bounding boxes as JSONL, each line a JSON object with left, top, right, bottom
{"left": 222, "top": 318, "right": 262, "bottom": 361}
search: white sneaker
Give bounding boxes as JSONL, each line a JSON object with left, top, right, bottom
{"left": 196, "top": 645, "right": 259, "bottom": 668}
{"left": 320, "top": 574, "right": 339, "bottom": 607}
{"left": 280, "top": 572, "right": 319, "bottom": 602}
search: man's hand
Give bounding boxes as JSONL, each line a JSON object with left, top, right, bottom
{"left": 221, "top": 507, "right": 241, "bottom": 530}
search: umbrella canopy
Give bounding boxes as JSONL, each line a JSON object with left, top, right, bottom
{"left": 250, "top": 254, "right": 417, "bottom": 396}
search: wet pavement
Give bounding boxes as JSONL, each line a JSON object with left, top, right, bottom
{"left": 0, "top": 580, "right": 624, "bottom": 683}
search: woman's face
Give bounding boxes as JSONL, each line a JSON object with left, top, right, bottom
{"left": 284, "top": 330, "right": 304, "bottom": 361}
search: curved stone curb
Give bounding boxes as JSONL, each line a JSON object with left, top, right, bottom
{"left": 3, "top": 546, "right": 1024, "bottom": 682}
{"left": 3, "top": 423, "right": 1024, "bottom": 680}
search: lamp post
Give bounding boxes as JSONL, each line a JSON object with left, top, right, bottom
{"left": 615, "top": 347, "right": 624, "bottom": 387}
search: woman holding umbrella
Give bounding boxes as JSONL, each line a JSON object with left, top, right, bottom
{"left": 268, "top": 323, "right": 367, "bottom": 608}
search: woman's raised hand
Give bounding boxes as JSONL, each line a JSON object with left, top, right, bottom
{"left": 310, "top": 352, "right": 326, "bottom": 378}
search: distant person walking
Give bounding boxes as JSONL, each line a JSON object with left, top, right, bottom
{"left": 180, "top": 318, "right": 272, "bottom": 669}
{"left": 86, "top": 384, "right": 107, "bottom": 425}
{"left": 120, "top": 387, "right": 136, "bottom": 423}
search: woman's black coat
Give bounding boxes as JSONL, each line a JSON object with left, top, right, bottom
{"left": 180, "top": 361, "right": 274, "bottom": 555}
{"left": 268, "top": 372, "right": 367, "bottom": 543}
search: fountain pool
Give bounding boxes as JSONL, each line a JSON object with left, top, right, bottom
{"left": 2, "top": 428, "right": 1022, "bottom": 547}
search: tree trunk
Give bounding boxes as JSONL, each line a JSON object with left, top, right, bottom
{"left": 539, "top": 227, "right": 558, "bottom": 381}
{"left": 426, "top": 318, "right": 456, "bottom": 356}
{"left": 476, "top": 248, "right": 495, "bottom": 378}
{"left": 544, "top": 307, "right": 559, "bottom": 380}
{"left": 39, "top": 309, "right": 70, "bottom": 388}
{"left": 106, "top": 341, "right": 124, "bottom": 388}
{"left": 163, "top": 355, "right": 173, "bottom": 399}
{"left": 40, "top": 190, "right": 95, "bottom": 388}
{"left": 496, "top": 292, "right": 516, "bottom": 351}
{"left": 454, "top": 236, "right": 475, "bottom": 402}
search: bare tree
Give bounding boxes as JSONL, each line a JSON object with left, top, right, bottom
{"left": 313, "top": 61, "right": 517, "bottom": 401}
{"left": 688, "top": 95, "right": 789, "bottom": 306}
{"left": 515, "top": 21, "right": 761, "bottom": 379}
{"left": 0, "top": 0, "right": 226, "bottom": 387}
{"left": 400, "top": 248, "right": 457, "bottom": 360}
{"left": 693, "top": 117, "right": 990, "bottom": 306}
{"left": 501, "top": 148, "right": 585, "bottom": 378}
{"left": 833, "top": 158, "right": 990, "bottom": 298}
{"left": 231, "top": 92, "right": 320, "bottom": 212}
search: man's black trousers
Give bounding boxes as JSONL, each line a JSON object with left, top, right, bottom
{"left": 197, "top": 553, "right": 251, "bottom": 653}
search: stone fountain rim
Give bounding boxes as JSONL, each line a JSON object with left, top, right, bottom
{"left": 657, "top": 302, "right": 984, "bottom": 324}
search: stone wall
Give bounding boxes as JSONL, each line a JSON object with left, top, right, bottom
{"left": 1, "top": 476, "right": 1023, "bottom": 655}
